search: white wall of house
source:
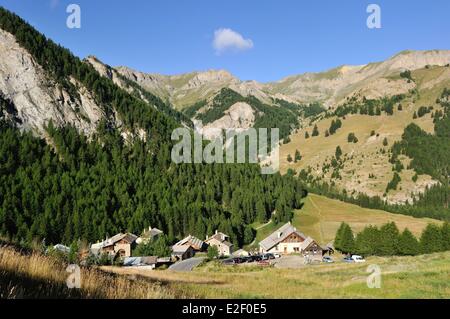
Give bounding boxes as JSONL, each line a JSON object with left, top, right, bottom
{"left": 261, "top": 242, "right": 304, "bottom": 254}
{"left": 207, "top": 238, "right": 233, "bottom": 256}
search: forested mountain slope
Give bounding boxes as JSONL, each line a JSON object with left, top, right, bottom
{"left": 0, "top": 7, "right": 306, "bottom": 246}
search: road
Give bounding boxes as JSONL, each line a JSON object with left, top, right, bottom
{"left": 168, "top": 257, "right": 205, "bottom": 272}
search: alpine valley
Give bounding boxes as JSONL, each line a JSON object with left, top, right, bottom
{"left": 0, "top": 5, "right": 450, "bottom": 300}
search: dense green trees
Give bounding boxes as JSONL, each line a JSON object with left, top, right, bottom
{"left": 337, "top": 221, "right": 450, "bottom": 256}
{"left": 330, "top": 95, "right": 404, "bottom": 118}
{"left": 133, "top": 235, "right": 172, "bottom": 257}
{"left": 420, "top": 224, "right": 444, "bottom": 253}
{"left": 0, "top": 118, "right": 306, "bottom": 247}
{"left": 398, "top": 229, "right": 420, "bottom": 256}
{"left": 386, "top": 172, "right": 401, "bottom": 193}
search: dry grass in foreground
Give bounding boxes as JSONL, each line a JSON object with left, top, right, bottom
{"left": 104, "top": 252, "right": 450, "bottom": 299}
{"left": 0, "top": 245, "right": 177, "bottom": 299}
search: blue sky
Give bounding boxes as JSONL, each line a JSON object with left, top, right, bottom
{"left": 1, "top": 0, "right": 449, "bottom": 82}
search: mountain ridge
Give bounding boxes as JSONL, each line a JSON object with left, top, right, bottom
{"left": 112, "top": 49, "right": 450, "bottom": 109}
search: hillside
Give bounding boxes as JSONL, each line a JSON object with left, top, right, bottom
{"left": 251, "top": 193, "right": 440, "bottom": 247}
{"left": 280, "top": 64, "right": 450, "bottom": 207}
{"left": 267, "top": 50, "right": 450, "bottom": 107}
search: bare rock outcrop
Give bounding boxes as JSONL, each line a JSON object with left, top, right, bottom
{"left": 0, "top": 29, "right": 103, "bottom": 136}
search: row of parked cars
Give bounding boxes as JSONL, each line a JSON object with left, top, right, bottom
{"left": 222, "top": 254, "right": 366, "bottom": 265}
{"left": 222, "top": 253, "right": 280, "bottom": 265}
{"left": 321, "top": 255, "right": 366, "bottom": 263}
{"left": 343, "top": 255, "right": 366, "bottom": 263}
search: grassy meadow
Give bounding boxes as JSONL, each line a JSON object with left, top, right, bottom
{"left": 104, "top": 251, "right": 450, "bottom": 299}
{"left": 250, "top": 193, "right": 440, "bottom": 248}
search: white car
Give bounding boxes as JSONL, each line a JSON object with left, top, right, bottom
{"left": 351, "top": 255, "right": 366, "bottom": 263}
{"left": 273, "top": 253, "right": 281, "bottom": 259}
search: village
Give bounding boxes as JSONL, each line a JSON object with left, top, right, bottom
{"left": 49, "top": 222, "right": 357, "bottom": 272}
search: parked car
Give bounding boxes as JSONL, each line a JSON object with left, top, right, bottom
{"left": 343, "top": 256, "right": 354, "bottom": 263}
{"left": 322, "top": 256, "right": 334, "bottom": 263}
{"left": 222, "top": 258, "right": 235, "bottom": 265}
{"left": 273, "top": 253, "right": 281, "bottom": 259}
{"left": 351, "top": 255, "right": 366, "bottom": 263}
{"left": 250, "top": 255, "right": 262, "bottom": 262}
{"left": 242, "top": 256, "right": 253, "bottom": 263}
{"left": 261, "top": 253, "right": 275, "bottom": 260}
{"left": 233, "top": 257, "right": 246, "bottom": 264}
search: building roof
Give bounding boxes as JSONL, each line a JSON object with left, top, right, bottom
{"left": 259, "top": 222, "right": 306, "bottom": 251}
{"left": 103, "top": 233, "right": 138, "bottom": 247}
{"left": 172, "top": 244, "right": 192, "bottom": 254}
{"left": 92, "top": 233, "right": 138, "bottom": 250}
{"left": 206, "top": 232, "right": 233, "bottom": 248}
{"left": 174, "top": 235, "right": 204, "bottom": 250}
{"left": 123, "top": 256, "right": 158, "bottom": 266}
{"left": 142, "top": 227, "right": 163, "bottom": 238}
{"left": 300, "top": 237, "right": 315, "bottom": 250}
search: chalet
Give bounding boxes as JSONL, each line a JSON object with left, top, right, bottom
{"left": 136, "top": 226, "right": 163, "bottom": 244}
{"left": 299, "top": 237, "right": 323, "bottom": 262}
{"left": 171, "top": 245, "right": 195, "bottom": 261}
{"left": 205, "top": 231, "right": 234, "bottom": 257}
{"left": 173, "top": 235, "right": 206, "bottom": 252}
{"left": 259, "top": 222, "right": 308, "bottom": 255}
{"left": 90, "top": 233, "right": 138, "bottom": 258}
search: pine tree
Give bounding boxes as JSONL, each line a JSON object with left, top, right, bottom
{"left": 335, "top": 146, "right": 342, "bottom": 160}
{"left": 305, "top": 131, "right": 310, "bottom": 139}
{"left": 287, "top": 154, "right": 293, "bottom": 162}
{"left": 207, "top": 245, "right": 219, "bottom": 259}
{"left": 440, "top": 222, "right": 450, "bottom": 251}
{"left": 335, "top": 222, "right": 354, "bottom": 254}
{"left": 256, "top": 200, "right": 267, "bottom": 223}
{"left": 378, "top": 222, "right": 400, "bottom": 256}
{"left": 312, "top": 125, "right": 319, "bottom": 137}
{"left": 420, "top": 224, "right": 444, "bottom": 253}
{"left": 243, "top": 226, "right": 255, "bottom": 245}
{"left": 398, "top": 228, "right": 420, "bottom": 256}
{"left": 294, "top": 150, "right": 302, "bottom": 162}
{"left": 340, "top": 224, "right": 355, "bottom": 254}
{"left": 334, "top": 222, "right": 345, "bottom": 250}
{"left": 355, "top": 225, "right": 379, "bottom": 256}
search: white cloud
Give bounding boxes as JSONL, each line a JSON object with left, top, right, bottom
{"left": 212, "top": 28, "right": 254, "bottom": 55}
